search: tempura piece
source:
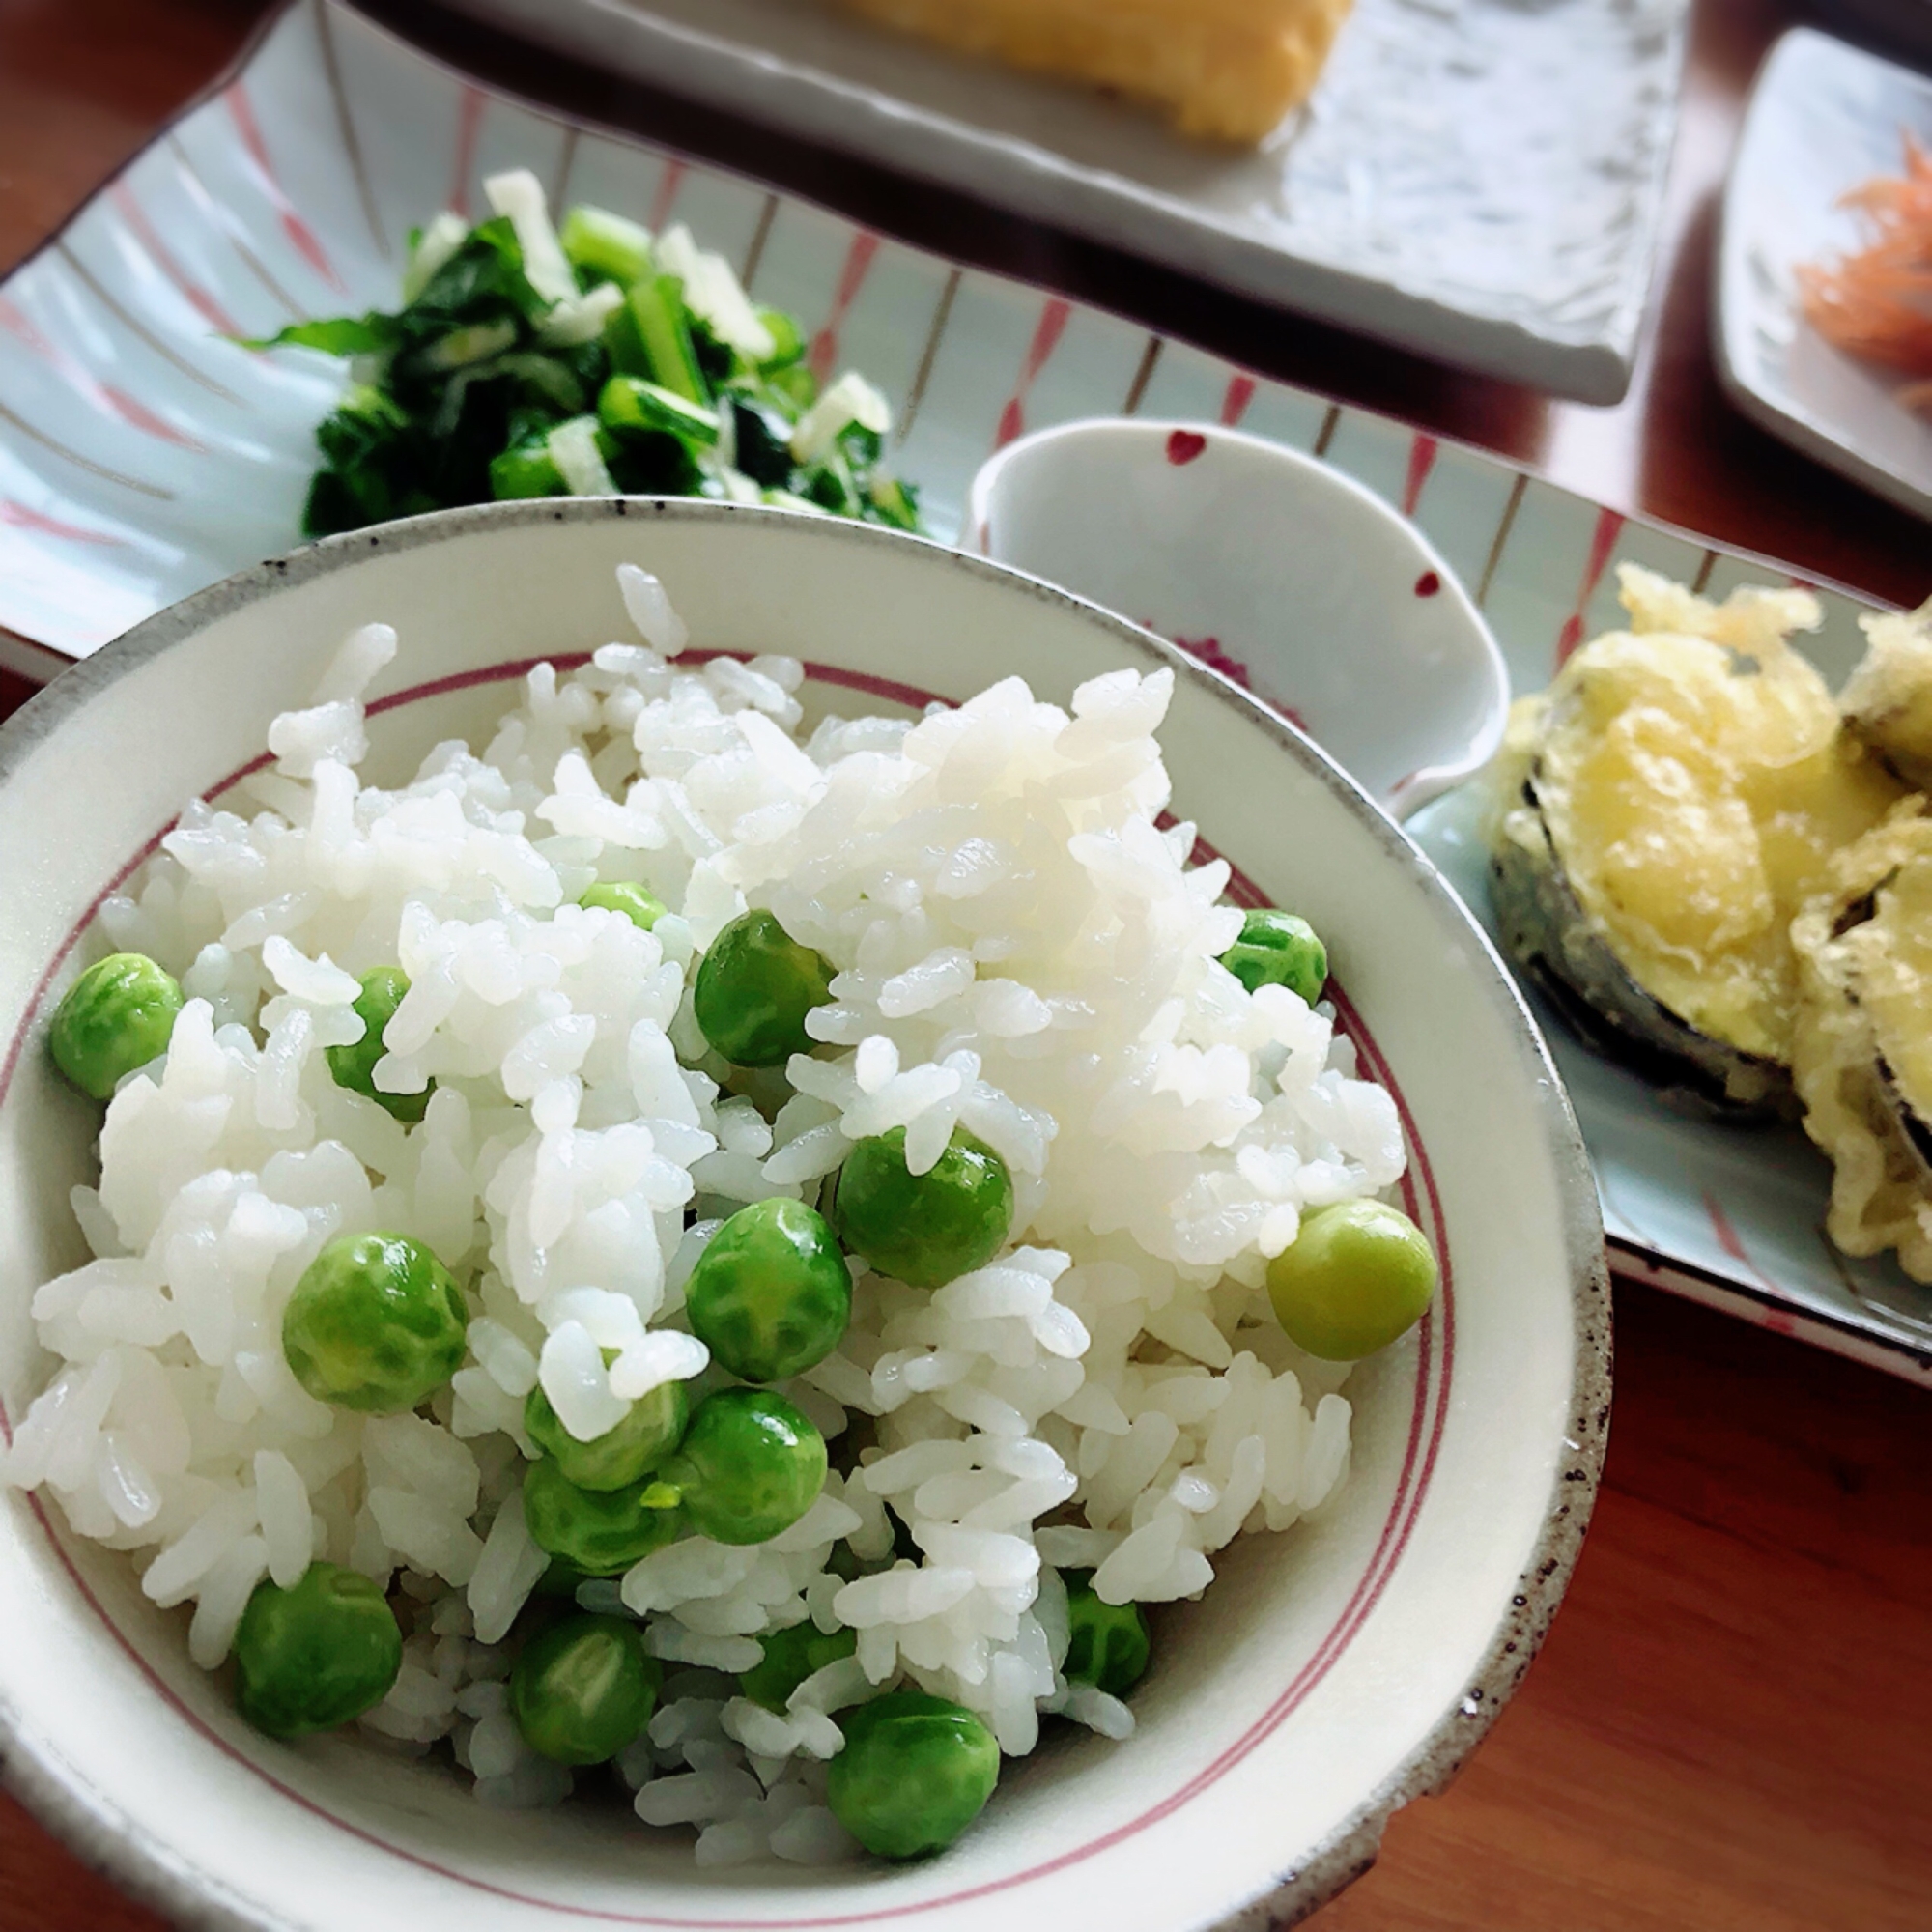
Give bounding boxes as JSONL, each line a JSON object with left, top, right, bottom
{"left": 1837, "top": 598, "right": 1932, "bottom": 791}
{"left": 1486, "top": 566, "right": 1903, "bottom": 1114}
{"left": 1792, "top": 803, "right": 1932, "bottom": 1282}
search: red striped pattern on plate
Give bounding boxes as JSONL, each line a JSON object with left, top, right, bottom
{"left": 224, "top": 84, "right": 349, "bottom": 294}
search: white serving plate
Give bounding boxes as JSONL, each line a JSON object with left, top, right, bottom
{"left": 1717, "top": 27, "right": 1932, "bottom": 522}
{"left": 0, "top": 1, "right": 1924, "bottom": 1379}
{"left": 0, "top": 497, "right": 1607, "bottom": 1931}
{"left": 443, "top": 0, "right": 1688, "bottom": 405}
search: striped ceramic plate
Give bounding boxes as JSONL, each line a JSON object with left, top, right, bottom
{"left": 0, "top": 0, "right": 1926, "bottom": 1378}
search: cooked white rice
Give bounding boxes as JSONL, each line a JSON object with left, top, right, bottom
{"left": 5, "top": 567, "right": 1406, "bottom": 1861}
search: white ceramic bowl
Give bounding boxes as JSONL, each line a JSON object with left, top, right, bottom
{"left": 967, "top": 420, "right": 1511, "bottom": 819}
{"left": 0, "top": 501, "right": 1605, "bottom": 1932}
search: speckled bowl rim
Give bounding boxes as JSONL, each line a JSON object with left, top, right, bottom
{"left": 0, "top": 497, "right": 1610, "bottom": 1932}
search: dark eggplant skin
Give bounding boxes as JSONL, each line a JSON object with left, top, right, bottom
{"left": 1876, "top": 1060, "right": 1932, "bottom": 1192}
{"left": 1488, "top": 778, "right": 1791, "bottom": 1122}
{"left": 1841, "top": 719, "right": 1932, "bottom": 797}
{"left": 1837, "top": 874, "right": 1932, "bottom": 1191}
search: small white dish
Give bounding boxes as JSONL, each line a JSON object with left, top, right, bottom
{"left": 0, "top": 499, "right": 1605, "bottom": 1932}
{"left": 969, "top": 419, "right": 1510, "bottom": 818}
{"left": 1717, "top": 27, "right": 1932, "bottom": 522}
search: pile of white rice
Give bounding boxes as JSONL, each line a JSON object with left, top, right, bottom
{"left": 5, "top": 563, "right": 1406, "bottom": 1862}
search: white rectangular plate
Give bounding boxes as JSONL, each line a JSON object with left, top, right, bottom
{"left": 1717, "top": 27, "right": 1932, "bottom": 521}
{"left": 444, "top": 0, "right": 1689, "bottom": 405}
{"left": 1, "top": 0, "right": 1927, "bottom": 1380}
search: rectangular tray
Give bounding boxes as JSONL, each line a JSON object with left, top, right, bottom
{"left": 444, "top": 0, "right": 1689, "bottom": 405}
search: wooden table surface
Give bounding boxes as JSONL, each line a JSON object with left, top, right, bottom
{"left": 1, "top": 1, "right": 1928, "bottom": 1925}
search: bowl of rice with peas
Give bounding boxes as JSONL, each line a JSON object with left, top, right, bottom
{"left": 0, "top": 497, "right": 1605, "bottom": 1931}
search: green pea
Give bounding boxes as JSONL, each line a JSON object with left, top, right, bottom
{"left": 48, "top": 952, "right": 184, "bottom": 1099}
{"left": 826, "top": 1691, "right": 1000, "bottom": 1861}
{"left": 1064, "top": 1578, "right": 1150, "bottom": 1697}
{"left": 685, "top": 1198, "right": 852, "bottom": 1384}
{"left": 325, "top": 967, "right": 432, "bottom": 1123}
{"left": 233, "top": 1561, "right": 403, "bottom": 1739}
{"left": 280, "top": 1231, "right": 469, "bottom": 1413}
{"left": 581, "top": 880, "right": 667, "bottom": 930}
{"left": 525, "top": 1378, "right": 689, "bottom": 1492}
{"left": 658, "top": 1387, "right": 826, "bottom": 1546}
{"left": 1265, "top": 1199, "right": 1437, "bottom": 1361}
{"left": 692, "top": 909, "right": 836, "bottom": 1067}
{"left": 1218, "top": 908, "right": 1328, "bottom": 1005}
{"left": 522, "top": 1457, "right": 683, "bottom": 1576}
{"left": 738, "top": 1620, "right": 857, "bottom": 1714}
{"left": 832, "top": 1126, "right": 1012, "bottom": 1290}
{"left": 509, "top": 1612, "right": 660, "bottom": 1764}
